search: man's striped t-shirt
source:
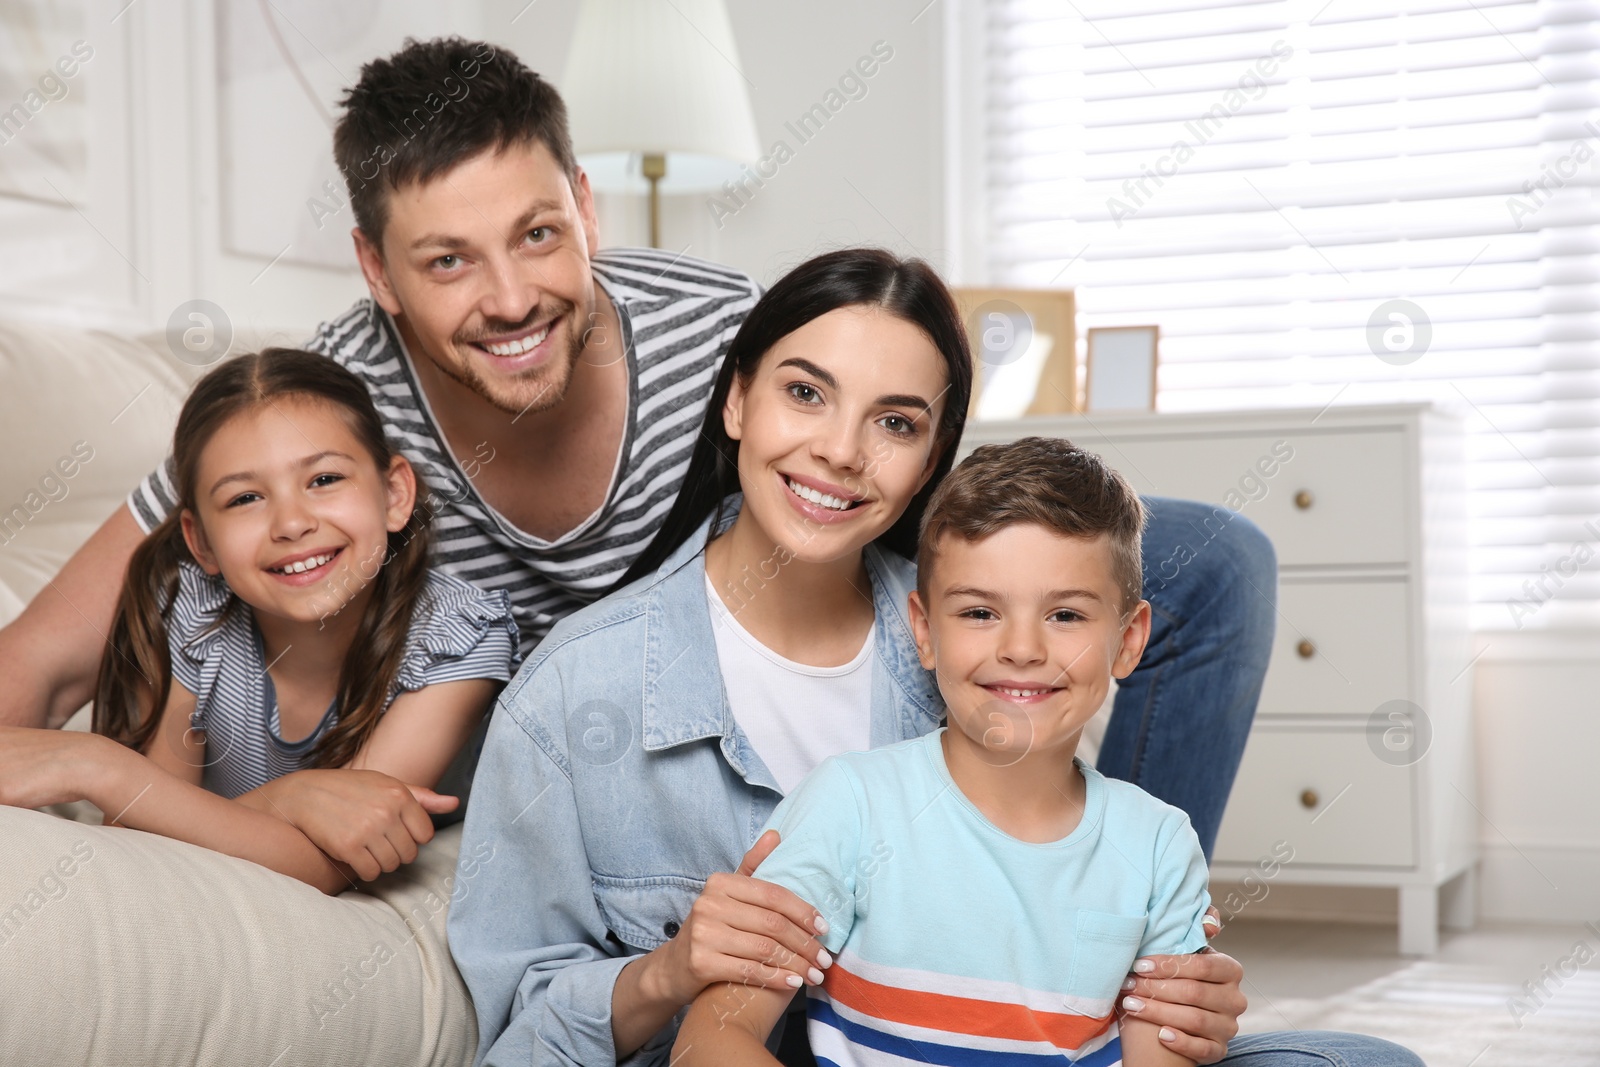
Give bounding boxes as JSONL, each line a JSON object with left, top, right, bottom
{"left": 754, "top": 731, "right": 1213, "bottom": 1066}
{"left": 129, "top": 247, "right": 760, "bottom": 655}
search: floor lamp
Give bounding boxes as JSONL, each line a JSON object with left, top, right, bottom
{"left": 562, "top": 0, "right": 761, "bottom": 248}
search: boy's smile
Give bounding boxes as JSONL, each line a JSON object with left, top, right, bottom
{"left": 909, "top": 523, "right": 1151, "bottom": 766}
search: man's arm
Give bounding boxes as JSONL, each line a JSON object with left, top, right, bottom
{"left": 0, "top": 503, "right": 145, "bottom": 728}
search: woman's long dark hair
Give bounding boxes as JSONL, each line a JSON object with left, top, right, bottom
{"left": 619, "top": 248, "right": 973, "bottom": 587}
{"left": 94, "top": 348, "right": 433, "bottom": 770}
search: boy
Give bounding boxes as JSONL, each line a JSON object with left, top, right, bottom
{"left": 673, "top": 437, "right": 1211, "bottom": 1067}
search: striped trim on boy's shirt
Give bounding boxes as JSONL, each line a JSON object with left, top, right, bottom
{"left": 128, "top": 247, "right": 760, "bottom": 655}
{"left": 807, "top": 950, "right": 1121, "bottom": 1066}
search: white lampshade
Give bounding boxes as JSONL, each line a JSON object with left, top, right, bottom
{"left": 561, "top": 0, "right": 761, "bottom": 194}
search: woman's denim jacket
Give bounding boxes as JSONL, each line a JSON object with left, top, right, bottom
{"left": 448, "top": 503, "right": 944, "bottom": 1067}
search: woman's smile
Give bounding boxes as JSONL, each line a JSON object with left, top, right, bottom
{"left": 778, "top": 471, "right": 869, "bottom": 526}
{"left": 725, "top": 305, "right": 948, "bottom": 566}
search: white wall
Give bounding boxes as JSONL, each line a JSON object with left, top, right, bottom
{"left": 492, "top": 0, "right": 946, "bottom": 286}
{"left": 0, "top": 0, "right": 943, "bottom": 328}
{"left": 1470, "top": 634, "right": 1600, "bottom": 924}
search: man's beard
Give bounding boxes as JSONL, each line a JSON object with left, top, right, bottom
{"left": 444, "top": 297, "right": 584, "bottom": 417}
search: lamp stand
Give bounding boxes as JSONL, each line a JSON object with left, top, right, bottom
{"left": 641, "top": 152, "right": 666, "bottom": 248}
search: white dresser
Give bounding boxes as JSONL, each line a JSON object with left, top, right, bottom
{"left": 959, "top": 403, "right": 1477, "bottom": 955}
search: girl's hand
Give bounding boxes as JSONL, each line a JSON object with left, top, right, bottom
{"left": 240, "top": 768, "right": 457, "bottom": 881}
{"left": 0, "top": 726, "right": 119, "bottom": 811}
{"left": 648, "top": 830, "right": 833, "bottom": 1005}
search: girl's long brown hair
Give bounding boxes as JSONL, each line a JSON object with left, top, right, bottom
{"left": 94, "top": 348, "right": 433, "bottom": 770}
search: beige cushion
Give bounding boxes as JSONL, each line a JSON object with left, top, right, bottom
{"left": 0, "top": 804, "right": 477, "bottom": 1067}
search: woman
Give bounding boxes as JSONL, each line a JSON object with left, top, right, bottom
{"left": 448, "top": 249, "right": 1420, "bottom": 1067}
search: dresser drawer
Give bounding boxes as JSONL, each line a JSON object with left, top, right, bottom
{"left": 1060, "top": 429, "right": 1410, "bottom": 567}
{"left": 1260, "top": 579, "right": 1411, "bottom": 716}
{"left": 1213, "top": 727, "right": 1416, "bottom": 869}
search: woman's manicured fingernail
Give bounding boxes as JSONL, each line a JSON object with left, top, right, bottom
{"left": 1160, "top": 1027, "right": 1177, "bottom": 1042}
{"left": 1133, "top": 959, "right": 1155, "bottom": 974}
{"left": 786, "top": 974, "right": 803, "bottom": 988}
{"left": 808, "top": 968, "right": 825, "bottom": 985}
{"left": 1121, "top": 976, "right": 1137, "bottom": 991}
{"left": 814, "top": 916, "right": 830, "bottom": 935}
{"left": 817, "top": 948, "right": 833, "bottom": 968}
{"left": 1203, "top": 914, "right": 1221, "bottom": 928}
{"left": 1122, "top": 996, "right": 1145, "bottom": 1012}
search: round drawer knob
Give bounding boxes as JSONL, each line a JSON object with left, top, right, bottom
{"left": 1294, "top": 489, "right": 1314, "bottom": 510}
{"left": 1297, "top": 639, "right": 1316, "bottom": 659}
{"left": 1300, "top": 789, "right": 1319, "bottom": 809}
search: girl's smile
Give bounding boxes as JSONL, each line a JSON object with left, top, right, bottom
{"left": 264, "top": 545, "right": 347, "bottom": 584}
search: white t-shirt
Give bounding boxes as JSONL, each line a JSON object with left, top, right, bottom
{"left": 706, "top": 575, "right": 873, "bottom": 793}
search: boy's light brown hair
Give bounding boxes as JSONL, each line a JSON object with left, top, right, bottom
{"left": 917, "top": 436, "right": 1147, "bottom": 614}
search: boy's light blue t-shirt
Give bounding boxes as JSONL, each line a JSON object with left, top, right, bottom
{"left": 755, "top": 729, "right": 1211, "bottom": 1066}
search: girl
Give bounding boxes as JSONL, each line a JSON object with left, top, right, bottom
{"left": 0, "top": 348, "right": 518, "bottom": 894}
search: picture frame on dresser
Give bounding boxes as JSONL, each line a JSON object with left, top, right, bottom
{"left": 951, "top": 287, "right": 1078, "bottom": 421}
{"left": 959, "top": 402, "right": 1476, "bottom": 956}
{"left": 1084, "top": 325, "right": 1160, "bottom": 413}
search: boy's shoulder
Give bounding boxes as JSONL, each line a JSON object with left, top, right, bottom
{"left": 1087, "top": 765, "right": 1200, "bottom": 852}
{"left": 819, "top": 732, "right": 935, "bottom": 782}
{"left": 785, "top": 734, "right": 941, "bottom": 817}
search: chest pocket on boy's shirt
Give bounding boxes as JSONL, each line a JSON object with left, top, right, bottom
{"left": 592, "top": 874, "right": 704, "bottom": 952}
{"left": 1067, "top": 911, "right": 1148, "bottom": 1002}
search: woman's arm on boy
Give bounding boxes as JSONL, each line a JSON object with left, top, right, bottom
{"left": 611, "top": 829, "right": 829, "bottom": 1057}
{"left": 673, "top": 979, "right": 794, "bottom": 1067}
{"left": 1122, "top": 911, "right": 1246, "bottom": 1063}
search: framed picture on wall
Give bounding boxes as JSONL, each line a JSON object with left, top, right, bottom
{"left": 0, "top": 0, "right": 89, "bottom": 205}
{"left": 1085, "top": 325, "right": 1159, "bottom": 412}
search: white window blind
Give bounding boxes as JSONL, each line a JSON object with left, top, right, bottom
{"left": 979, "top": 0, "right": 1600, "bottom": 630}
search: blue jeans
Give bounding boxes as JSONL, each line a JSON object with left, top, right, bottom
{"left": 1219, "top": 1030, "right": 1426, "bottom": 1067}
{"left": 1098, "top": 496, "right": 1278, "bottom": 861}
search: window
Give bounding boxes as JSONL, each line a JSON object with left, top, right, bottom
{"left": 970, "top": 0, "right": 1600, "bottom": 629}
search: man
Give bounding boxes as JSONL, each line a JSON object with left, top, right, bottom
{"left": 0, "top": 36, "right": 1416, "bottom": 1067}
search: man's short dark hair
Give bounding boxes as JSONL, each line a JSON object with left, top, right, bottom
{"left": 333, "top": 37, "right": 579, "bottom": 245}
{"left": 918, "top": 437, "right": 1147, "bottom": 613}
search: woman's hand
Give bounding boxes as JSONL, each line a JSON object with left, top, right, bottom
{"left": 1120, "top": 908, "right": 1245, "bottom": 1065}
{"left": 0, "top": 726, "right": 120, "bottom": 811}
{"left": 649, "top": 830, "right": 834, "bottom": 1003}
{"left": 238, "top": 768, "right": 457, "bottom": 881}
{"left": 613, "top": 831, "right": 833, "bottom": 1058}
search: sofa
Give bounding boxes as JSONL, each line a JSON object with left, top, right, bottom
{"left": 0, "top": 316, "right": 478, "bottom": 1067}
